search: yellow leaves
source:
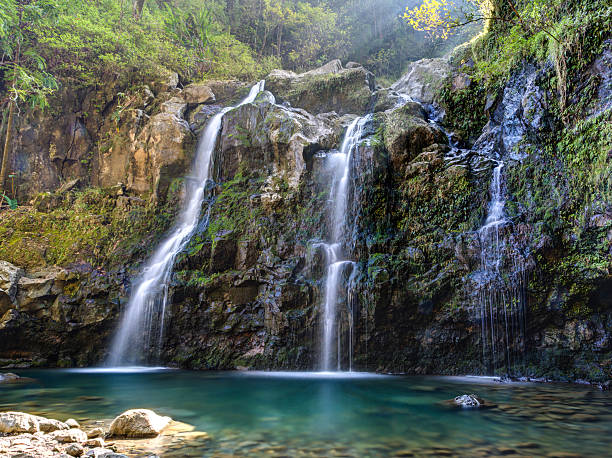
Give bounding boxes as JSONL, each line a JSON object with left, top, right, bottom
{"left": 404, "top": 0, "right": 455, "bottom": 40}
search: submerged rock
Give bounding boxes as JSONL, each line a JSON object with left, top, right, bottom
{"left": 109, "top": 409, "right": 171, "bottom": 438}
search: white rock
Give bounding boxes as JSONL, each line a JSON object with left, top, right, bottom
{"left": 35, "top": 415, "right": 70, "bottom": 432}
{"left": 454, "top": 394, "right": 482, "bottom": 408}
{"left": 391, "top": 57, "right": 451, "bottom": 104}
{"left": 65, "top": 418, "right": 80, "bottom": 428}
{"left": 109, "top": 409, "right": 171, "bottom": 438}
{"left": 0, "top": 411, "right": 39, "bottom": 433}
{"left": 50, "top": 428, "right": 88, "bottom": 443}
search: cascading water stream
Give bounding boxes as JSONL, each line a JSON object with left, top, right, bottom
{"left": 320, "top": 115, "right": 370, "bottom": 372}
{"left": 107, "top": 81, "right": 265, "bottom": 367}
{"left": 477, "top": 161, "right": 526, "bottom": 374}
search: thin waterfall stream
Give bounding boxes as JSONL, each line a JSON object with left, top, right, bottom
{"left": 320, "top": 115, "right": 371, "bottom": 372}
{"left": 477, "top": 160, "right": 527, "bottom": 374}
{"left": 107, "top": 81, "right": 265, "bottom": 367}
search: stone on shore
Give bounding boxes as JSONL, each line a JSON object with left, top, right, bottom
{"left": 109, "top": 409, "right": 171, "bottom": 438}
{"left": 0, "top": 411, "right": 40, "bottom": 433}
{"left": 35, "top": 415, "right": 70, "bottom": 432}
{"left": 85, "top": 447, "right": 128, "bottom": 458}
{"left": 50, "top": 428, "right": 88, "bottom": 443}
{"left": 65, "top": 443, "right": 85, "bottom": 457}
{"left": 87, "top": 427, "right": 105, "bottom": 438}
{"left": 66, "top": 418, "right": 80, "bottom": 428}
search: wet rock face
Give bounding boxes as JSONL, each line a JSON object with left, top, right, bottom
{"left": 266, "top": 60, "right": 376, "bottom": 115}
{"left": 218, "top": 92, "right": 340, "bottom": 188}
{"left": 472, "top": 63, "right": 552, "bottom": 161}
{"left": 391, "top": 57, "right": 451, "bottom": 104}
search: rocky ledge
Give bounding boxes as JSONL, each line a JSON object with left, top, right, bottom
{"left": 0, "top": 409, "right": 208, "bottom": 457}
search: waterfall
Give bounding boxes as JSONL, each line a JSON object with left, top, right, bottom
{"left": 477, "top": 161, "right": 527, "bottom": 374}
{"left": 320, "top": 115, "right": 370, "bottom": 372}
{"left": 107, "top": 81, "right": 265, "bottom": 367}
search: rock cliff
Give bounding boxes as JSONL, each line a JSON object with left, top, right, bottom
{"left": 0, "top": 42, "right": 609, "bottom": 383}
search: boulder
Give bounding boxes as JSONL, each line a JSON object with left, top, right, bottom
{"left": 109, "top": 409, "right": 171, "bottom": 438}
{"left": 382, "top": 103, "right": 447, "bottom": 166}
{"left": 266, "top": 60, "right": 375, "bottom": 115}
{"left": 84, "top": 438, "right": 105, "bottom": 447}
{"left": 160, "top": 96, "right": 187, "bottom": 118}
{"left": 50, "top": 428, "right": 88, "bottom": 443}
{"left": 218, "top": 92, "right": 339, "bottom": 188}
{"left": 35, "top": 415, "right": 70, "bottom": 432}
{"left": 17, "top": 267, "right": 67, "bottom": 313}
{"left": 86, "top": 427, "right": 105, "bottom": 439}
{"left": 0, "top": 372, "right": 20, "bottom": 383}
{"left": 65, "top": 419, "right": 80, "bottom": 428}
{"left": 0, "top": 412, "right": 39, "bottom": 433}
{"left": 444, "top": 394, "right": 495, "bottom": 409}
{"left": 0, "top": 261, "right": 23, "bottom": 314}
{"left": 126, "top": 110, "right": 195, "bottom": 198}
{"left": 391, "top": 57, "right": 451, "bottom": 104}
{"left": 453, "top": 394, "right": 484, "bottom": 408}
{"left": 183, "top": 84, "right": 216, "bottom": 105}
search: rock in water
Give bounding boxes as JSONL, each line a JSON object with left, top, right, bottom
{"left": 0, "top": 372, "right": 20, "bottom": 383}
{"left": 0, "top": 411, "right": 40, "bottom": 433}
{"left": 453, "top": 394, "right": 484, "bottom": 408}
{"left": 109, "top": 409, "right": 171, "bottom": 438}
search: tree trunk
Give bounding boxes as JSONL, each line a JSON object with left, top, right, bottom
{"left": 133, "top": 0, "right": 145, "bottom": 19}
{"left": 0, "top": 100, "right": 15, "bottom": 192}
{"left": 276, "top": 23, "right": 283, "bottom": 59}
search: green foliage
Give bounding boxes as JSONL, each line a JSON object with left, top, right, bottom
{"left": 0, "top": 0, "right": 58, "bottom": 108}
{"left": 0, "top": 185, "right": 181, "bottom": 268}
{"left": 2, "top": 193, "right": 17, "bottom": 209}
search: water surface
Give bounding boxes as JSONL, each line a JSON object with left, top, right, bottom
{"left": 2, "top": 370, "right": 611, "bottom": 456}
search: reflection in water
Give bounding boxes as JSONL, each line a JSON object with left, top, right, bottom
{"left": 2, "top": 370, "right": 612, "bottom": 456}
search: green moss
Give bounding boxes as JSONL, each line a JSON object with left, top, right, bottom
{"left": 0, "top": 185, "right": 180, "bottom": 269}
